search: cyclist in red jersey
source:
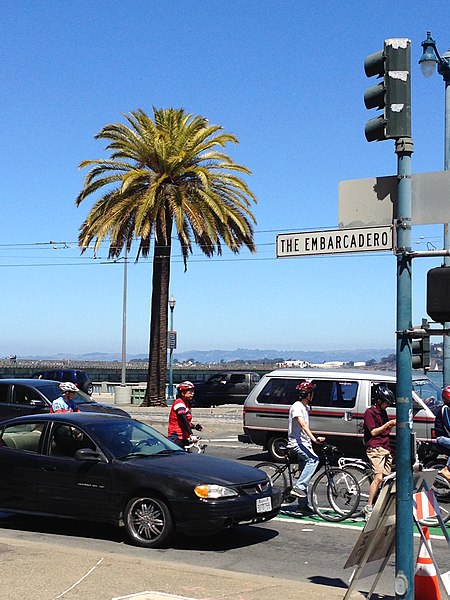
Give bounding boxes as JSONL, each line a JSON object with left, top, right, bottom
{"left": 168, "top": 381, "right": 203, "bottom": 448}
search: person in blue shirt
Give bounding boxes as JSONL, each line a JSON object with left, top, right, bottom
{"left": 434, "top": 385, "right": 450, "bottom": 481}
{"left": 51, "top": 382, "right": 80, "bottom": 413}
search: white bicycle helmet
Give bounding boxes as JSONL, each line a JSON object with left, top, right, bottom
{"left": 59, "top": 382, "right": 78, "bottom": 393}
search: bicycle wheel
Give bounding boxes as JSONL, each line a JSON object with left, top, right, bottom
{"left": 342, "top": 464, "right": 373, "bottom": 517}
{"left": 255, "top": 462, "right": 289, "bottom": 497}
{"left": 282, "top": 463, "right": 301, "bottom": 503}
{"left": 418, "top": 475, "right": 450, "bottom": 526}
{"left": 311, "top": 468, "right": 360, "bottom": 522}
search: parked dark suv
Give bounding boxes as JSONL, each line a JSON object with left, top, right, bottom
{"left": 31, "top": 369, "right": 93, "bottom": 395}
{"left": 0, "top": 379, "right": 129, "bottom": 420}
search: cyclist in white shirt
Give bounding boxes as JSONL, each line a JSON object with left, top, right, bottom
{"left": 287, "top": 381, "right": 325, "bottom": 515}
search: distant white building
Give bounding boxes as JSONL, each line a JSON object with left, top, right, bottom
{"left": 276, "top": 360, "right": 311, "bottom": 368}
{"left": 316, "top": 361, "right": 345, "bottom": 368}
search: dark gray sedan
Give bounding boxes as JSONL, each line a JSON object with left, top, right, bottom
{"left": 0, "top": 378, "right": 128, "bottom": 419}
{"left": 0, "top": 413, "right": 281, "bottom": 548}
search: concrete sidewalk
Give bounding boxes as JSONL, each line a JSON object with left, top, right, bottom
{"left": 105, "top": 403, "right": 242, "bottom": 417}
{"left": 1, "top": 534, "right": 367, "bottom": 600}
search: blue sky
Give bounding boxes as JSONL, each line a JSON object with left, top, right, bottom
{"left": 1, "top": 0, "right": 449, "bottom": 358}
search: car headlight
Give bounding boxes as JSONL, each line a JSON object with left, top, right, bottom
{"left": 194, "top": 484, "right": 238, "bottom": 499}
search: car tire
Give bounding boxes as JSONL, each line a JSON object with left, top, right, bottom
{"left": 86, "top": 383, "right": 94, "bottom": 396}
{"left": 124, "top": 495, "right": 174, "bottom": 548}
{"left": 267, "top": 436, "right": 288, "bottom": 462}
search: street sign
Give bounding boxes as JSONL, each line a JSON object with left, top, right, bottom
{"left": 276, "top": 226, "right": 392, "bottom": 258}
{"left": 339, "top": 170, "right": 450, "bottom": 228}
{"left": 168, "top": 331, "right": 177, "bottom": 350}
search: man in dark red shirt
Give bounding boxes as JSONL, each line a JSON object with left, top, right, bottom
{"left": 363, "top": 385, "right": 396, "bottom": 518}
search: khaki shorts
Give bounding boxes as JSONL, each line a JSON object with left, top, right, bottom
{"left": 366, "top": 447, "right": 393, "bottom": 476}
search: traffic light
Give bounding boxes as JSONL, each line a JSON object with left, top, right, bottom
{"left": 427, "top": 266, "right": 450, "bottom": 324}
{"left": 364, "top": 38, "right": 411, "bottom": 142}
{"left": 411, "top": 336, "right": 430, "bottom": 370}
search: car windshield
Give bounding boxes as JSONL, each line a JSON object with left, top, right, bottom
{"left": 88, "top": 420, "right": 182, "bottom": 459}
{"left": 413, "top": 378, "right": 442, "bottom": 411}
{"left": 37, "top": 383, "right": 96, "bottom": 405}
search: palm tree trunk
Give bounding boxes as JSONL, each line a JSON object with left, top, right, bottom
{"left": 144, "top": 214, "right": 172, "bottom": 406}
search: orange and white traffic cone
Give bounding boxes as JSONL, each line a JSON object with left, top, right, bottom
{"left": 414, "top": 526, "right": 441, "bottom": 600}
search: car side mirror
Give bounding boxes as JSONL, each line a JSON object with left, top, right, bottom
{"left": 75, "top": 448, "right": 106, "bottom": 462}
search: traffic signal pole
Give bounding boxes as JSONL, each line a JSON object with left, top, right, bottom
{"left": 363, "top": 38, "right": 414, "bottom": 599}
{"left": 394, "top": 136, "right": 414, "bottom": 600}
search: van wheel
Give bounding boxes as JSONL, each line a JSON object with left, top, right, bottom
{"left": 267, "top": 436, "right": 288, "bottom": 462}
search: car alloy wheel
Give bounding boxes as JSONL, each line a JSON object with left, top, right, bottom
{"left": 124, "top": 496, "right": 173, "bottom": 548}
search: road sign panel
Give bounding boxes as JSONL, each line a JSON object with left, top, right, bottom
{"left": 276, "top": 226, "right": 392, "bottom": 258}
{"left": 168, "top": 331, "right": 177, "bottom": 349}
{"left": 339, "top": 170, "right": 450, "bottom": 228}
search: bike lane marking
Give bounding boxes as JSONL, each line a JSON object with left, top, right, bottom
{"left": 274, "top": 511, "right": 446, "bottom": 539}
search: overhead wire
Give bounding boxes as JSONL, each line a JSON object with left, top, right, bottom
{"left": 0, "top": 227, "right": 443, "bottom": 268}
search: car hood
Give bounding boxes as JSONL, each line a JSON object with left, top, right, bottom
{"left": 123, "top": 453, "right": 267, "bottom": 486}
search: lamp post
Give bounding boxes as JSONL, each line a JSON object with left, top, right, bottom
{"left": 168, "top": 296, "right": 176, "bottom": 404}
{"left": 419, "top": 31, "right": 450, "bottom": 386}
{"left": 121, "top": 248, "right": 128, "bottom": 386}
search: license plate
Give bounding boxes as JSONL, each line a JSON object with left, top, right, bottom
{"left": 256, "top": 496, "right": 272, "bottom": 513}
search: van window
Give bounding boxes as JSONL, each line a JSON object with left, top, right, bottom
{"left": 257, "top": 378, "right": 299, "bottom": 405}
{"left": 313, "top": 380, "right": 358, "bottom": 408}
{"left": 412, "top": 378, "right": 441, "bottom": 411}
{"left": 229, "top": 374, "right": 246, "bottom": 384}
{"left": 256, "top": 378, "right": 358, "bottom": 408}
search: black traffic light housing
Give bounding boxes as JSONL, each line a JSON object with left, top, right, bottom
{"left": 364, "top": 38, "right": 411, "bottom": 142}
{"left": 411, "top": 336, "right": 431, "bottom": 370}
{"left": 427, "top": 266, "right": 450, "bottom": 324}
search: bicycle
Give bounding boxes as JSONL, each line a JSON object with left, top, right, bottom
{"left": 338, "top": 442, "right": 450, "bottom": 526}
{"left": 337, "top": 456, "right": 373, "bottom": 518}
{"left": 310, "top": 445, "right": 361, "bottom": 521}
{"left": 184, "top": 437, "right": 208, "bottom": 454}
{"left": 255, "top": 444, "right": 361, "bottom": 522}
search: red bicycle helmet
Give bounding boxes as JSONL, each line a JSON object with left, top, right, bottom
{"left": 178, "top": 381, "right": 195, "bottom": 392}
{"left": 295, "top": 381, "right": 316, "bottom": 398}
{"left": 443, "top": 386, "right": 450, "bottom": 403}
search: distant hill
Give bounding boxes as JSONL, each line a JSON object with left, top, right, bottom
{"left": 18, "top": 348, "right": 395, "bottom": 364}
{"left": 170, "top": 348, "right": 394, "bottom": 364}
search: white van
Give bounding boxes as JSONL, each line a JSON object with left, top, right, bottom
{"left": 239, "top": 368, "right": 442, "bottom": 461}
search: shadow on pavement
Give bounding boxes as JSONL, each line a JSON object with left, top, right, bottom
{"left": 0, "top": 512, "right": 123, "bottom": 543}
{"left": 0, "top": 513, "right": 278, "bottom": 551}
{"left": 308, "top": 576, "right": 395, "bottom": 599}
{"left": 173, "top": 523, "right": 279, "bottom": 551}
{"left": 236, "top": 452, "right": 270, "bottom": 462}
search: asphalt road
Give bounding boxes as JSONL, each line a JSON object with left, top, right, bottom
{"left": 0, "top": 407, "right": 448, "bottom": 600}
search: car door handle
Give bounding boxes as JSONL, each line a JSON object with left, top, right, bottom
{"left": 42, "top": 466, "right": 56, "bottom": 472}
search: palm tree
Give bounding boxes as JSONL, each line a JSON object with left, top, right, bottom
{"left": 75, "top": 108, "right": 257, "bottom": 405}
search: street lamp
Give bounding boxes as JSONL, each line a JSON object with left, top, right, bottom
{"left": 121, "top": 248, "right": 128, "bottom": 386}
{"left": 419, "top": 31, "right": 450, "bottom": 386}
{"left": 168, "top": 296, "right": 176, "bottom": 404}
